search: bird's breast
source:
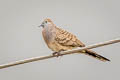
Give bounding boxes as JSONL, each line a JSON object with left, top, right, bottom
{"left": 42, "top": 29, "right": 63, "bottom": 52}
{"left": 42, "top": 30, "right": 51, "bottom": 44}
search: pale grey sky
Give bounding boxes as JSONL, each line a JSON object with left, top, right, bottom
{"left": 0, "top": 0, "right": 120, "bottom": 80}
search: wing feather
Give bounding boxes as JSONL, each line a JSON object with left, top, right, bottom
{"left": 55, "top": 27, "right": 85, "bottom": 47}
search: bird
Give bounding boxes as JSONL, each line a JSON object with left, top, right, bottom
{"left": 38, "top": 18, "right": 110, "bottom": 62}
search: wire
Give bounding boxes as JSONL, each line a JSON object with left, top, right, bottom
{"left": 0, "top": 38, "right": 120, "bottom": 69}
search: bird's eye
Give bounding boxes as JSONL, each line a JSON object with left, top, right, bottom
{"left": 45, "top": 21, "right": 47, "bottom": 23}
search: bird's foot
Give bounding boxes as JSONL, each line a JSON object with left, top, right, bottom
{"left": 52, "top": 52, "right": 62, "bottom": 57}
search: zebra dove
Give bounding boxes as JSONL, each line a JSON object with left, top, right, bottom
{"left": 39, "top": 18, "right": 110, "bottom": 62}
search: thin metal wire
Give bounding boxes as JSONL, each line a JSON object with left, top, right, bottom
{"left": 0, "top": 38, "right": 120, "bottom": 69}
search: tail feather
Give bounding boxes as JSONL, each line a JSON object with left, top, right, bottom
{"left": 83, "top": 49, "right": 110, "bottom": 62}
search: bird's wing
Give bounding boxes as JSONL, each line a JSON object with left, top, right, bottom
{"left": 55, "top": 27, "right": 85, "bottom": 47}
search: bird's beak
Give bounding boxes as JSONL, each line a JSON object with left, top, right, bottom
{"left": 38, "top": 25, "right": 42, "bottom": 27}
{"left": 38, "top": 22, "right": 44, "bottom": 27}
{"left": 38, "top": 24, "right": 44, "bottom": 27}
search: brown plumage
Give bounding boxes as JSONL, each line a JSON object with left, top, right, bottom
{"left": 39, "top": 18, "right": 110, "bottom": 62}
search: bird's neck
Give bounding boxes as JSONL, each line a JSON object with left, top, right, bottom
{"left": 42, "top": 25, "right": 56, "bottom": 42}
{"left": 44, "top": 25, "right": 56, "bottom": 33}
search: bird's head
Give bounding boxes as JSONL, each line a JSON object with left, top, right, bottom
{"left": 38, "top": 18, "right": 54, "bottom": 28}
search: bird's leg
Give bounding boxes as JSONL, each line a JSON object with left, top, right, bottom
{"left": 52, "top": 50, "right": 64, "bottom": 57}
{"left": 52, "top": 52, "right": 60, "bottom": 57}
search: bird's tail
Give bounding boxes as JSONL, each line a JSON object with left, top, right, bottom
{"left": 80, "top": 49, "right": 110, "bottom": 62}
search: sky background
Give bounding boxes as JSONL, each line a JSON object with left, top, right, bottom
{"left": 0, "top": 0, "right": 120, "bottom": 80}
